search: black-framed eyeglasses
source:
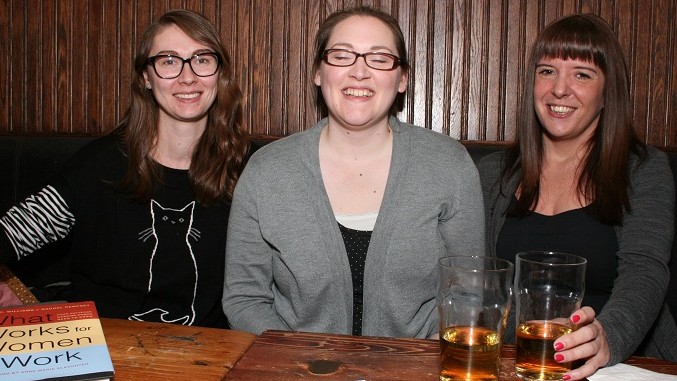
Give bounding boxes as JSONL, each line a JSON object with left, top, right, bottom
{"left": 321, "top": 49, "right": 401, "bottom": 71}
{"left": 146, "top": 53, "right": 220, "bottom": 79}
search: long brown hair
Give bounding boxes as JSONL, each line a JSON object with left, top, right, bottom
{"left": 116, "top": 9, "right": 248, "bottom": 204}
{"left": 311, "top": 6, "right": 410, "bottom": 117}
{"left": 503, "top": 13, "right": 645, "bottom": 224}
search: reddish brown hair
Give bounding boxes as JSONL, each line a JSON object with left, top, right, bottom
{"left": 117, "top": 9, "right": 248, "bottom": 204}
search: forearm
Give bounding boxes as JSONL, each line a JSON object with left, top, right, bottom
{"left": 598, "top": 267, "right": 669, "bottom": 364}
{"left": 223, "top": 293, "right": 290, "bottom": 334}
{"left": 224, "top": 173, "right": 290, "bottom": 334}
{"left": 599, "top": 150, "right": 674, "bottom": 364}
{"left": 223, "top": 242, "right": 290, "bottom": 334}
{"left": 0, "top": 185, "right": 75, "bottom": 261}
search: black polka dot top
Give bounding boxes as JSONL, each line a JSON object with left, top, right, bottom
{"left": 338, "top": 222, "right": 372, "bottom": 336}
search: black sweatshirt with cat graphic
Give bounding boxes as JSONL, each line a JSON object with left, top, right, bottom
{"left": 0, "top": 135, "right": 230, "bottom": 328}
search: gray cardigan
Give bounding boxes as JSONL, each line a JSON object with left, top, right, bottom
{"left": 478, "top": 147, "right": 677, "bottom": 364}
{"left": 223, "top": 117, "right": 485, "bottom": 338}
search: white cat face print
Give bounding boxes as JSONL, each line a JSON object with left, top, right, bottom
{"left": 131, "top": 200, "right": 199, "bottom": 325}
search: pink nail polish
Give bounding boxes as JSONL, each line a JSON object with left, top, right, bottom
{"left": 572, "top": 314, "right": 581, "bottom": 324}
{"left": 562, "top": 375, "right": 571, "bottom": 381}
{"left": 554, "top": 342, "right": 564, "bottom": 351}
{"left": 555, "top": 354, "right": 565, "bottom": 362}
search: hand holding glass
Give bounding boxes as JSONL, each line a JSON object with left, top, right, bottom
{"left": 514, "top": 251, "right": 587, "bottom": 381}
{"left": 437, "top": 256, "right": 514, "bottom": 381}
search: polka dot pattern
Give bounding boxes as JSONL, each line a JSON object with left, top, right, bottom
{"left": 0, "top": 264, "right": 39, "bottom": 305}
{"left": 338, "top": 222, "right": 372, "bottom": 336}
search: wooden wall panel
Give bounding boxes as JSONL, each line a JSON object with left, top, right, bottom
{"left": 646, "top": 1, "right": 671, "bottom": 145}
{"left": 1, "top": 0, "right": 676, "bottom": 148}
{"left": 0, "top": 0, "right": 7, "bottom": 129}
{"left": 8, "top": 2, "right": 24, "bottom": 131}
{"left": 672, "top": 6, "right": 677, "bottom": 145}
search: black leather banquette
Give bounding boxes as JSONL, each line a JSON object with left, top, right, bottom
{"left": 0, "top": 135, "right": 675, "bottom": 316}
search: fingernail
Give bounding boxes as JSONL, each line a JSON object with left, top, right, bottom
{"left": 572, "top": 314, "right": 581, "bottom": 324}
{"left": 562, "top": 375, "right": 571, "bottom": 381}
{"left": 555, "top": 354, "right": 565, "bottom": 362}
{"left": 554, "top": 342, "right": 564, "bottom": 351}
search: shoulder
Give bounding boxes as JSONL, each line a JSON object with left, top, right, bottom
{"left": 626, "top": 146, "right": 674, "bottom": 202}
{"left": 393, "top": 121, "right": 473, "bottom": 170}
{"left": 239, "top": 123, "right": 323, "bottom": 186}
{"left": 477, "top": 150, "right": 508, "bottom": 182}
{"left": 397, "top": 120, "right": 466, "bottom": 153}
{"left": 69, "top": 134, "right": 126, "bottom": 163}
{"left": 630, "top": 146, "right": 672, "bottom": 181}
{"left": 247, "top": 129, "right": 313, "bottom": 168}
{"left": 477, "top": 150, "right": 507, "bottom": 169}
{"left": 638, "top": 146, "right": 669, "bottom": 166}
{"left": 59, "top": 134, "right": 127, "bottom": 181}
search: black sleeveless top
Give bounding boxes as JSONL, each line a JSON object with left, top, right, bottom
{"left": 338, "top": 223, "right": 372, "bottom": 336}
{"left": 497, "top": 197, "right": 619, "bottom": 313}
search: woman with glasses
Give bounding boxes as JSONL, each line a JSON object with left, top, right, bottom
{"left": 0, "top": 10, "right": 248, "bottom": 328}
{"left": 223, "top": 6, "right": 483, "bottom": 338}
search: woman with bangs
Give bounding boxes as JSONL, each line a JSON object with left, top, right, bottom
{"left": 478, "top": 13, "right": 676, "bottom": 379}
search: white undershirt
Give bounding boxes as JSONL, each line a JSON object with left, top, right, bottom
{"left": 335, "top": 211, "right": 379, "bottom": 231}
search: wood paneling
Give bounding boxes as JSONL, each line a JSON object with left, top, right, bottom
{"left": 1, "top": 0, "right": 676, "bottom": 147}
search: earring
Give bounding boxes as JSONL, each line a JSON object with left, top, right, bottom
{"left": 145, "top": 83, "right": 152, "bottom": 90}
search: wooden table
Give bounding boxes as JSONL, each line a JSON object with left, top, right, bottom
{"left": 226, "top": 330, "right": 677, "bottom": 380}
{"left": 100, "top": 318, "right": 256, "bottom": 380}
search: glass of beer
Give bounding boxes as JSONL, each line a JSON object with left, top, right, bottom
{"left": 437, "top": 256, "right": 514, "bottom": 381}
{"left": 514, "top": 251, "right": 587, "bottom": 381}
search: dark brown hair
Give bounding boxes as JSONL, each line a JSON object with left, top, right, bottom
{"left": 503, "top": 13, "right": 645, "bottom": 224}
{"left": 311, "top": 6, "right": 410, "bottom": 117}
{"left": 116, "top": 9, "right": 248, "bottom": 204}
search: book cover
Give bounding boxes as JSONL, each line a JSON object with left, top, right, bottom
{"left": 0, "top": 301, "right": 114, "bottom": 381}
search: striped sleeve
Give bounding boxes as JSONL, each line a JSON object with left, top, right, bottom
{"left": 0, "top": 185, "right": 75, "bottom": 260}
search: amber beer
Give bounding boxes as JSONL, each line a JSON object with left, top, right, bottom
{"left": 439, "top": 326, "right": 500, "bottom": 381}
{"left": 437, "top": 257, "right": 513, "bottom": 381}
{"left": 515, "top": 320, "right": 573, "bottom": 380}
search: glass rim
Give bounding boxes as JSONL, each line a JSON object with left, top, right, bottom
{"left": 437, "top": 255, "right": 514, "bottom": 272}
{"left": 516, "top": 251, "right": 587, "bottom": 266}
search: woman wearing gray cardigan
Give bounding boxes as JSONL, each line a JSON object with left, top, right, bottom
{"left": 478, "top": 14, "right": 676, "bottom": 381}
{"left": 223, "top": 7, "right": 484, "bottom": 339}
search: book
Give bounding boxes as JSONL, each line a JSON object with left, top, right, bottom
{"left": 0, "top": 301, "right": 114, "bottom": 381}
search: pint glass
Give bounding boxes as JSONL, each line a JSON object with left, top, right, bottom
{"left": 437, "top": 256, "right": 514, "bottom": 381}
{"left": 514, "top": 251, "right": 587, "bottom": 381}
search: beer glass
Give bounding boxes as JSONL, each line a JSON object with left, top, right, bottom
{"left": 514, "top": 251, "right": 587, "bottom": 381}
{"left": 437, "top": 256, "right": 514, "bottom": 381}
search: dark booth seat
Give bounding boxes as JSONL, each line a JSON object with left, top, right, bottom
{"left": 0, "top": 136, "right": 675, "bottom": 318}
